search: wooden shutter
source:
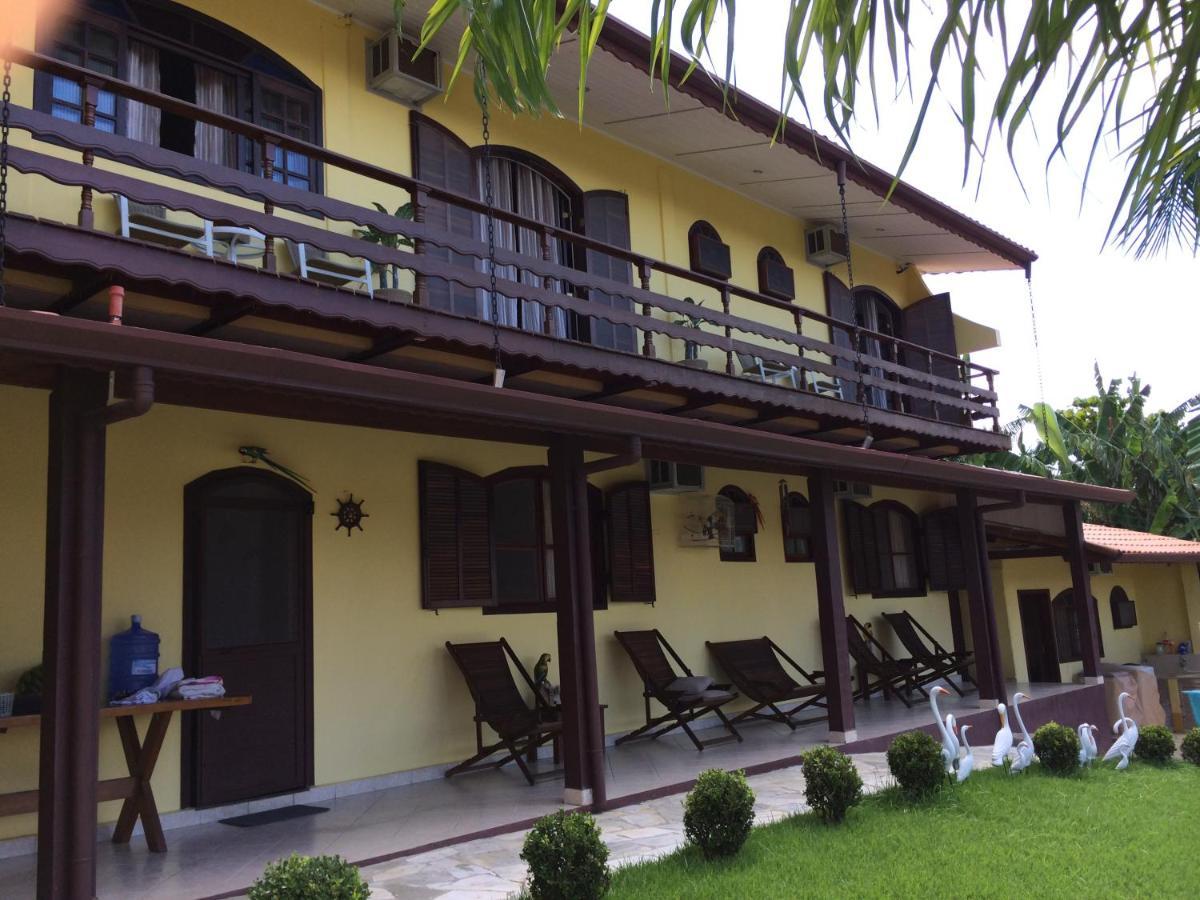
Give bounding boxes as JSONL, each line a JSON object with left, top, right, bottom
{"left": 842, "top": 501, "right": 882, "bottom": 594}
{"left": 419, "top": 461, "right": 494, "bottom": 609}
{"left": 607, "top": 482, "right": 656, "bottom": 603}
{"left": 411, "top": 114, "right": 479, "bottom": 317}
{"left": 583, "top": 191, "right": 636, "bottom": 352}
{"left": 901, "top": 293, "right": 963, "bottom": 421}
{"left": 823, "top": 271, "right": 858, "bottom": 400}
{"left": 923, "top": 507, "right": 967, "bottom": 591}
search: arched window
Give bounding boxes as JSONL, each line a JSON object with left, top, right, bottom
{"left": 716, "top": 485, "right": 757, "bottom": 562}
{"left": 870, "top": 501, "right": 922, "bottom": 596}
{"left": 1052, "top": 589, "right": 1105, "bottom": 661}
{"left": 1109, "top": 586, "right": 1137, "bottom": 630}
{"left": 35, "top": 0, "right": 323, "bottom": 188}
{"left": 780, "top": 491, "right": 813, "bottom": 562}
{"left": 688, "top": 220, "right": 732, "bottom": 280}
{"left": 757, "top": 246, "right": 795, "bottom": 301}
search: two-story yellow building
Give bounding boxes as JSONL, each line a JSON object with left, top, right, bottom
{"left": 1, "top": 1, "right": 1198, "bottom": 897}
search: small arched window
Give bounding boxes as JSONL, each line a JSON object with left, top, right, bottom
{"left": 872, "top": 501, "right": 922, "bottom": 596}
{"left": 1109, "top": 586, "right": 1137, "bottom": 630}
{"left": 1052, "top": 589, "right": 1105, "bottom": 661}
{"left": 757, "top": 246, "right": 795, "bottom": 301}
{"left": 780, "top": 491, "right": 813, "bottom": 562}
{"left": 688, "top": 220, "right": 732, "bottom": 280}
{"left": 716, "top": 485, "right": 757, "bottom": 562}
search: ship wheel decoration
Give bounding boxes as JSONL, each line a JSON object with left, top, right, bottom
{"left": 332, "top": 494, "right": 368, "bottom": 537}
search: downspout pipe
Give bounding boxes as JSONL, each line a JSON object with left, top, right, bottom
{"left": 84, "top": 366, "right": 154, "bottom": 427}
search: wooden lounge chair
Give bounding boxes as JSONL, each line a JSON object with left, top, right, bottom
{"left": 883, "top": 610, "right": 975, "bottom": 696}
{"left": 845, "top": 615, "right": 941, "bottom": 707}
{"left": 444, "top": 638, "right": 560, "bottom": 785}
{"left": 614, "top": 629, "right": 743, "bottom": 750}
{"left": 706, "top": 637, "right": 828, "bottom": 729}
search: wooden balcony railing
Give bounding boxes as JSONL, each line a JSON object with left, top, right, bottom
{"left": 3, "top": 49, "right": 999, "bottom": 432}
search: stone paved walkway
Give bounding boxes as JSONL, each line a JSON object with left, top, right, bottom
{"left": 363, "top": 748, "right": 995, "bottom": 899}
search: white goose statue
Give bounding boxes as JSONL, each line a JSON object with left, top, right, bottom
{"left": 1009, "top": 692, "right": 1036, "bottom": 774}
{"left": 930, "top": 685, "right": 959, "bottom": 773}
{"left": 1078, "top": 723, "right": 1099, "bottom": 766}
{"left": 1103, "top": 692, "right": 1139, "bottom": 770}
{"left": 956, "top": 724, "right": 975, "bottom": 782}
{"left": 992, "top": 703, "right": 1014, "bottom": 767}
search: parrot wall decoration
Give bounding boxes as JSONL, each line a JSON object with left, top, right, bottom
{"left": 238, "top": 445, "right": 314, "bottom": 492}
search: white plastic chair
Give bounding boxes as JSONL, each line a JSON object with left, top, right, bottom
{"left": 285, "top": 239, "right": 374, "bottom": 299}
{"left": 118, "top": 195, "right": 213, "bottom": 256}
{"left": 737, "top": 352, "right": 799, "bottom": 389}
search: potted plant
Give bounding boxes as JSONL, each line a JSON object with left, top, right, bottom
{"left": 673, "top": 297, "right": 706, "bottom": 368}
{"left": 355, "top": 201, "right": 414, "bottom": 293}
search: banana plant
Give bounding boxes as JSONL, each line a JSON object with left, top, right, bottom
{"left": 355, "top": 201, "right": 414, "bottom": 291}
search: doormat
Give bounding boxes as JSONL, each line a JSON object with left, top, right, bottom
{"left": 219, "top": 804, "right": 329, "bottom": 828}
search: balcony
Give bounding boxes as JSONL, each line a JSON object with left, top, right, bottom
{"left": 1, "top": 50, "right": 1007, "bottom": 457}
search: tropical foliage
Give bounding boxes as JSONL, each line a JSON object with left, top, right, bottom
{"left": 398, "top": 1, "right": 1200, "bottom": 256}
{"left": 963, "top": 367, "right": 1200, "bottom": 539}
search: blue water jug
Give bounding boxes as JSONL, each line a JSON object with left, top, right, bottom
{"left": 108, "top": 615, "right": 160, "bottom": 701}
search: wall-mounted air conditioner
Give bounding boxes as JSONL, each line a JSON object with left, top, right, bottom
{"left": 647, "top": 460, "right": 704, "bottom": 493}
{"left": 804, "top": 224, "right": 849, "bottom": 267}
{"left": 367, "top": 30, "right": 443, "bottom": 107}
{"left": 834, "top": 480, "right": 872, "bottom": 499}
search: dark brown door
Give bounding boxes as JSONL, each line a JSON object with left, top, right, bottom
{"left": 1017, "top": 589, "right": 1061, "bottom": 684}
{"left": 183, "top": 467, "right": 314, "bottom": 808}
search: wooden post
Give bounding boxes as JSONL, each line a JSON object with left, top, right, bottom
{"left": 947, "top": 589, "right": 966, "bottom": 657}
{"left": 548, "top": 437, "right": 606, "bottom": 808}
{"left": 956, "top": 489, "right": 999, "bottom": 704}
{"left": 721, "top": 285, "right": 734, "bottom": 375}
{"left": 38, "top": 368, "right": 109, "bottom": 900}
{"left": 638, "top": 261, "right": 654, "bottom": 358}
{"left": 808, "top": 470, "right": 856, "bottom": 741}
{"left": 78, "top": 82, "right": 98, "bottom": 229}
{"left": 411, "top": 188, "right": 428, "bottom": 306}
{"left": 260, "top": 142, "right": 277, "bottom": 273}
{"left": 1063, "top": 501, "right": 1102, "bottom": 680}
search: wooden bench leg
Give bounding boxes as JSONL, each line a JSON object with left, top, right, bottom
{"left": 112, "top": 711, "right": 172, "bottom": 853}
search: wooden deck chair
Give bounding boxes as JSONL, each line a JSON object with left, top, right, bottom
{"left": 845, "top": 615, "right": 941, "bottom": 707}
{"left": 882, "top": 610, "right": 975, "bottom": 695}
{"left": 614, "top": 630, "right": 743, "bottom": 750}
{"left": 706, "top": 637, "right": 827, "bottom": 729}
{"left": 444, "top": 638, "right": 561, "bottom": 785}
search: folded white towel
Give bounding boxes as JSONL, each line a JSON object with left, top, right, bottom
{"left": 113, "top": 687, "right": 159, "bottom": 706}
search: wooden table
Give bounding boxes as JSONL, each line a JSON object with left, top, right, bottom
{"left": 0, "top": 696, "right": 251, "bottom": 852}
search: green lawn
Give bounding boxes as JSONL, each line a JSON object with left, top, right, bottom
{"left": 609, "top": 764, "right": 1200, "bottom": 899}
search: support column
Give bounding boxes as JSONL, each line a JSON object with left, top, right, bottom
{"left": 38, "top": 368, "right": 109, "bottom": 900}
{"left": 809, "top": 470, "right": 856, "bottom": 742}
{"left": 548, "top": 437, "right": 606, "bottom": 808}
{"left": 974, "top": 508, "right": 1007, "bottom": 693}
{"left": 956, "top": 490, "right": 999, "bottom": 705}
{"left": 1063, "top": 501, "right": 1103, "bottom": 681}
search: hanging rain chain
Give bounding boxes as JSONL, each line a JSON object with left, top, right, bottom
{"left": 1025, "top": 265, "right": 1052, "bottom": 442}
{"left": 837, "top": 161, "right": 872, "bottom": 448}
{"left": 0, "top": 59, "right": 12, "bottom": 309}
{"left": 479, "top": 71, "right": 505, "bottom": 388}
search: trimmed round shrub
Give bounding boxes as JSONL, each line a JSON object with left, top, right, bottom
{"left": 248, "top": 854, "right": 368, "bottom": 900}
{"left": 1135, "top": 724, "right": 1177, "bottom": 764}
{"left": 1182, "top": 727, "right": 1200, "bottom": 766}
{"left": 520, "top": 810, "right": 610, "bottom": 900}
{"left": 800, "top": 745, "right": 862, "bottom": 824}
{"left": 1033, "top": 721, "right": 1080, "bottom": 775}
{"left": 683, "top": 768, "right": 756, "bottom": 859}
{"left": 886, "top": 731, "right": 946, "bottom": 800}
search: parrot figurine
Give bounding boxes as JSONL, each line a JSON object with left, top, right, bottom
{"left": 238, "top": 445, "right": 314, "bottom": 492}
{"left": 533, "top": 653, "right": 552, "bottom": 686}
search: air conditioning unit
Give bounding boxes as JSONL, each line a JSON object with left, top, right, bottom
{"left": 804, "top": 224, "right": 849, "bottom": 267}
{"left": 647, "top": 460, "right": 704, "bottom": 493}
{"left": 1088, "top": 561, "right": 1114, "bottom": 575}
{"left": 835, "top": 480, "right": 872, "bottom": 499}
{"left": 367, "top": 30, "right": 443, "bottom": 107}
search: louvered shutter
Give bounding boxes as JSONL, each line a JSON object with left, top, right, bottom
{"left": 607, "top": 482, "right": 656, "bottom": 603}
{"left": 900, "top": 293, "right": 963, "bottom": 421}
{"left": 583, "top": 191, "right": 636, "bottom": 352}
{"left": 823, "top": 271, "right": 858, "bottom": 400}
{"left": 733, "top": 497, "right": 758, "bottom": 535}
{"left": 843, "top": 501, "right": 882, "bottom": 594}
{"left": 782, "top": 495, "right": 812, "bottom": 539}
{"left": 924, "top": 507, "right": 967, "bottom": 591}
{"left": 411, "top": 114, "right": 479, "bottom": 317}
{"left": 419, "top": 461, "right": 494, "bottom": 608}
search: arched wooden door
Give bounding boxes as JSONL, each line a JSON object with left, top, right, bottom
{"left": 182, "top": 467, "right": 314, "bottom": 807}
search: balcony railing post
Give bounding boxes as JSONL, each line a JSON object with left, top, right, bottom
{"left": 986, "top": 371, "right": 998, "bottom": 432}
{"left": 638, "top": 260, "right": 654, "bottom": 358}
{"left": 927, "top": 352, "right": 941, "bottom": 422}
{"left": 794, "top": 308, "right": 808, "bottom": 391}
{"left": 260, "top": 141, "right": 277, "bottom": 272}
{"left": 78, "top": 80, "right": 98, "bottom": 228}
{"left": 539, "top": 229, "right": 555, "bottom": 336}
{"left": 721, "top": 285, "right": 734, "bottom": 375}
{"left": 852, "top": 326, "right": 866, "bottom": 406}
{"left": 411, "top": 188, "right": 428, "bottom": 306}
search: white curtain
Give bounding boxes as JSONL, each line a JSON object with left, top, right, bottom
{"left": 194, "top": 64, "right": 237, "bottom": 166}
{"left": 477, "top": 157, "right": 569, "bottom": 337}
{"left": 125, "top": 40, "right": 160, "bottom": 145}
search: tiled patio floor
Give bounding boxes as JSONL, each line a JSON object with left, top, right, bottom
{"left": 0, "top": 681, "right": 1087, "bottom": 899}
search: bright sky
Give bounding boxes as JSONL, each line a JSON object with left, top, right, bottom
{"left": 606, "top": 1, "right": 1200, "bottom": 423}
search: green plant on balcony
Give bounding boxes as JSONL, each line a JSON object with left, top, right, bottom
{"left": 355, "top": 201, "right": 414, "bottom": 291}
{"left": 672, "top": 297, "right": 705, "bottom": 361}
